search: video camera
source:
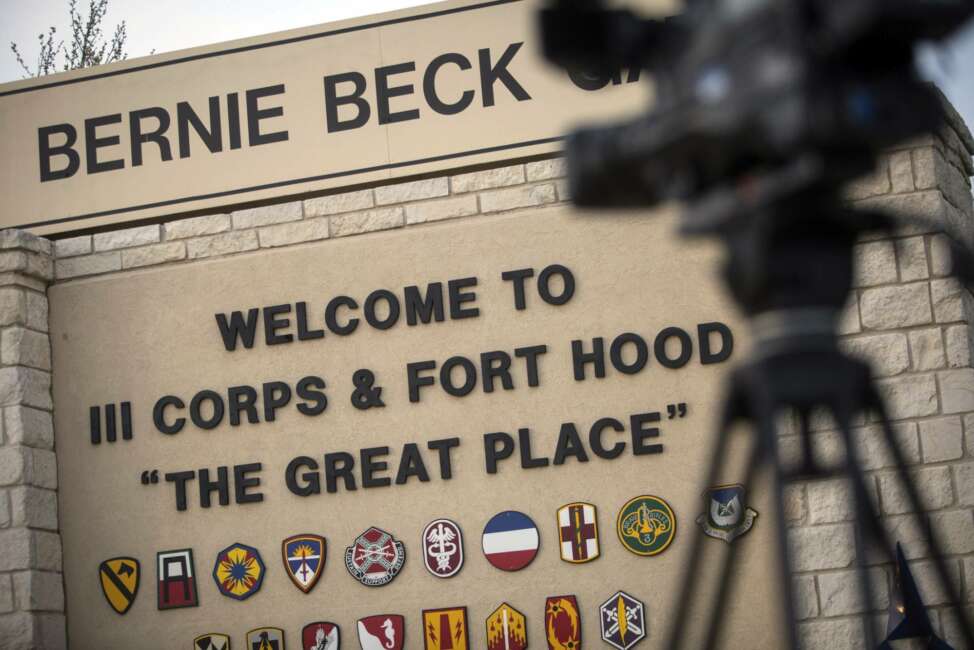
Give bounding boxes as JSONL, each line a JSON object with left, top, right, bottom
{"left": 540, "top": 4, "right": 974, "bottom": 648}
{"left": 540, "top": 0, "right": 974, "bottom": 226}
{"left": 539, "top": 5, "right": 974, "bottom": 649}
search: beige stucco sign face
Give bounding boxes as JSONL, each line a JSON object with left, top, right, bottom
{"left": 0, "top": 0, "right": 671, "bottom": 236}
{"left": 50, "top": 206, "right": 787, "bottom": 648}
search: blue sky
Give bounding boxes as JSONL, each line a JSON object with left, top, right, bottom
{"left": 2, "top": 0, "right": 973, "bottom": 146}
{"left": 918, "top": 19, "right": 974, "bottom": 141}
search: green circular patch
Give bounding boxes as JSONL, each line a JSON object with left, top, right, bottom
{"left": 616, "top": 495, "right": 676, "bottom": 556}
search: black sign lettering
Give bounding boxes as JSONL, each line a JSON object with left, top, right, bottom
{"left": 177, "top": 96, "right": 222, "bottom": 158}
{"left": 479, "top": 42, "right": 531, "bottom": 107}
{"left": 85, "top": 114, "right": 125, "bottom": 174}
{"left": 376, "top": 62, "right": 420, "bottom": 125}
{"left": 38, "top": 123, "right": 80, "bottom": 182}
{"left": 324, "top": 72, "right": 371, "bottom": 133}
{"left": 424, "top": 53, "right": 475, "bottom": 115}
{"left": 129, "top": 107, "right": 173, "bottom": 167}
{"left": 246, "top": 84, "right": 289, "bottom": 146}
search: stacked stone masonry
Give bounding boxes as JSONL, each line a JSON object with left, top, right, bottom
{"left": 52, "top": 160, "right": 570, "bottom": 280}
{"left": 0, "top": 231, "right": 65, "bottom": 649}
{"left": 784, "top": 105, "right": 974, "bottom": 649}
{"left": 7, "top": 107, "right": 974, "bottom": 648}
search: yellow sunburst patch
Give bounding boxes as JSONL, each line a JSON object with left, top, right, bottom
{"left": 212, "top": 542, "right": 265, "bottom": 600}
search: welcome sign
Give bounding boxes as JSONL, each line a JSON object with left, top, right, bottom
{"left": 51, "top": 205, "right": 788, "bottom": 648}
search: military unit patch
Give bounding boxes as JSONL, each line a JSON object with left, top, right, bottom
{"left": 126, "top": 501, "right": 690, "bottom": 643}
{"left": 557, "top": 502, "right": 599, "bottom": 563}
{"left": 486, "top": 603, "right": 528, "bottom": 650}
{"left": 422, "top": 518, "right": 464, "bottom": 578}
{"left": 98, "top": 556, "right": 139, "bottom": 615}
{"left": 696, "top": 484, "right": 758, "bottom": 543}
{"left": 616, "top": 495, "right": 676, "bottom": 556}
{"left": 358, "top": 614, "right": 405, "bottom": 650}
{"left": 194, "top": 633, "right": 231, "bottom": 650}
{"left": 283, "top": 534, "right": 326, "bottom": 593}
{"left": 345, "top": 527, "right": 406, "bottom": 587}
{"left": 599, "top": 591, "right": 646, "bottom": 650}
{"left": 482, "top": 511, "right": 540, "bottom": 572}
{"left": 422, "top": 606, "right": 469, "bottom": 650}
{"left": 247, "top": 627, "right": 285, "bottom": 650}
{"left": 301, "top": 621, "right": 339, "bottom": 650}
{"left": 213, "top": 542, "right": 265, "bottom": 600}
{"left": 545, "top": 595, "right": 581, "bottom": 650}
{"left": 157, "top": 548, "right": 199, "bottom": 610}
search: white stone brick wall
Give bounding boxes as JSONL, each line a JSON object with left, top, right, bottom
{"left": 11, "top": 98, "right": 974, "bottom": 649}
{"left": 0, "top": 231, "right": 64, "bottom": 649}
{"left": 785, "top": 107, "right": 974, "bottom": 649}
{"left": 49, "top": 163, "right": 561, "bottom": 280}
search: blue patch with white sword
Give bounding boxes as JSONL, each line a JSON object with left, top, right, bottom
{"left": 696, "top": 484, "right": 758, "bottom": 543}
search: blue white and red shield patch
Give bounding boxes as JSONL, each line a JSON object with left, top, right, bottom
{"left": 600, "top": 591, "right": 646, "bottom": 650}
{"left": 696, "top": 484, "right": 758, "bottom": 543}
{"left": 283, "top": 534, "right": 325, "bottom": 593}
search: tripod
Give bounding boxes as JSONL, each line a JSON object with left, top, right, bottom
{"left": 661, "top": 193, "right": 974, "bottom": 650}
{"left": 533, "top": 0, "right": 974, "bottom": 643}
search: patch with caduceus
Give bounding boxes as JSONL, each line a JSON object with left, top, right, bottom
{"left": 422, "top": 518, "right": 464, "bottom": 578}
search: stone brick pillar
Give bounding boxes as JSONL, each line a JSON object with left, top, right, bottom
{"left": 0, "top": 231, "right": 65, "bottom": 649}
{"left": 788, "top": 97, "right": 974, "bottom": 649}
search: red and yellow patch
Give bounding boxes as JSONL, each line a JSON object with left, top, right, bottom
{"left": 423, "top": 606, "right": 469, "bottom": 649}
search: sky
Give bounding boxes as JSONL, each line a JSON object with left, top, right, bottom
{"left": 0, "top": 0, "right": 430, "bottom": 81}
{"left": 1, "top": 0, "right": 973, "bottom": 142}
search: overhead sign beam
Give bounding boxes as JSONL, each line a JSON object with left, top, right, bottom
{"left": 0, "top": 0, "right": 664, "bottom": 236}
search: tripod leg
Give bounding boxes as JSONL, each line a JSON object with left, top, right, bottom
{"left": 798, "top": 407, "right": 816, "bottom": 475}
{"left": 868, "top": 386, "right": 974, "bottom": 648}
{"left": 695, "top": 372, "right": 800, "bottom": 650}
{"left": 665, "top": 381, "right": 747, "bottom": 650}
{"left": 701, "top": 434, "right": 766, "bottom": 650}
